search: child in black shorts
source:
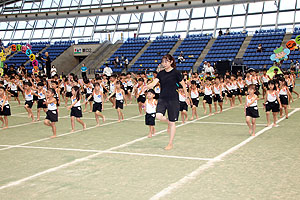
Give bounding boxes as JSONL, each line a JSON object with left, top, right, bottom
{"left": 0, "top": 86, "right": 10, "bottom": 129}
{"left": 178, "top": 85, "right": 188, "bottom": 123}
{"left": 44, "top": 88, "right": 58, "bottom": 138}
{"left": 144, "top": 89, "right": 157, "bottom": 138}
{"left": 245, "top": 84, "right": 259, "bottom": 136}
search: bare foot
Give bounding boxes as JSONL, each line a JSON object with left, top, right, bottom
{"left": 265, "top": 124, "right": 271, "bottom": 127}
{"left": 71, "top": 130, "right": 75, "bottom": 133}
{"left": 37, "top": 118, "right": 40, "bottom": 121}
{"left": 89, "top": 110, "right": 92, "bottom": 113}
{"left": 50, "top": 135, "right": 56, "bottom": 139}
{"left": 83, "top": 123, "right": 86, "bottom": 130}
{"left": 118, "top": 120, "right": 121, "bottom": 123}
{"left": 164, "top": 144, "right": 173, "bottom": 150}
{"left": 102, "top": 116, "right": 106, "bottom": 123}
{"left": 190, "top": 117, "right": 194, "bottom": 120}
{"left": 147, "top": 134, "right": 152, "bottom": 138}
{"left": 96, "top": 123, "right": 100, "bottom": 127}
{"left": 204, "top": 110, "right": 207, "bottom": 114}
{"left": 273, "top": 124, "right": 279, "bottom": 127}
{"left": 3, "top": 126, "right": 8, "bottom": 129}
{"left": 249, "top": 129, "right": 252, "bottom": 135}
{"left": 209, "top": 113, "right": 212, "bottom": 116}
{"left": 252, "top": 133, "right": 255, "bottom": 136}
{"left": 83, "top": 109, "right": 87, "bottom": 112}
{"left": 286, "top": 116, "right": 288, "bottom": 119}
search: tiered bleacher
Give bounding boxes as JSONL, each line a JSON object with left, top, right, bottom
{"left": 243, "top": 28, "right": 286, "bottom": 69}
{"left": 173, "top": 33, "right": 212, "bottom": 71}
{"left": 100, "top": 37, "right": 149, "bottom": 73}
{"left": 129, "top": 35, "right": 180, "bottom": 72}
{"left": 202, "top": 31, "right": 247, "bottom": 69}
{"left": 288, "top": 27, "right": 300, "bottom": 69}
{"left": 5, "top": 42, "right": 49, "bottom": 68}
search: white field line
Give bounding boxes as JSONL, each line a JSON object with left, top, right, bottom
{"left": 0, "top": 145, "right": 215, "bottom": 161}
{"left": 149, "top": 108, "right": 300, "bottom": 200}
{"left": 0, "top": 114, "right": 141, "bottom": 152}
{"left": 0, "top": 107, "right": 235, "bottom": 190}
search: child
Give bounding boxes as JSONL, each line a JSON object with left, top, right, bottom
{"left": 126, "top": 73, "right": 134, "bottom": 104}
{"left": 67, "top": 86, "right": 86, "bottom": 132}
{"left": 36, "top": 82, "right": 47, "bottom": 121}
{"left": 144, "top": 89, "right": 157, "bottom": 138}
{"left": 213, "top": 77, "right": 223, "bottom": 113}
{"left": 261, "top": 69, "right": 270, "bottom": 98}
{"left": 7, "top": 76, "right": 21, "bottom": 105}
{"left": 135, "top": 78, "right": 146, "bottom": 115}
{"left": 178, "top": 85, "right": 189, "bottom": 123}
{"left": 189, "top": 80, "right": 199, "bottom": 120}
{"left": 245, "top": 84, "right": 259, "bottom": 136}
{"left": 108, "top": 75, "right": 117, "bottom": 108}
{"left": 0, "top": 86, "right": 10, "bottom": 129}
{"left": 203, "top": 77, "right": 213, "bottom": 115}
{"left": 19, "top": 82, "right": 35, "bottom": 122}
{"left": 264, "top": 80, "right": 282, "bottom": 127}
{"left": 237, "top": 74, "right": 245, "bottom": 105}
{"left": 44, "top": 88, "right": 58, "bottom": 138}
{"left": 86, "top": 82, "right": 106, "bottom": 126}
{"left": 279, "top": 79, "right": 291, "bottom": 119}
{"left": 107, "top": 81, "right": 127, "bottom": 122}
{"left": 64, "top": 78, "right": 73, "bottom": 106}
{"left": 230, "top": 75, "right": 238, "bottom": 106}
{"left": 83, "top": 79, "right": 94, "bottom": 112}
{"left": 225, "top": 76, "right": 233, "bottom": 107}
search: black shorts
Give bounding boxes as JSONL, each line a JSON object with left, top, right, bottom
{"left": 0, "top": 105, "right": 11, "bottom": 116}
{"left": 231, "top": 89, "right": 238, "bottom": 96}
{"left": 145, "top": 113, "right": 156, "bottom": 126}
{"left": 37, "top": 99, "right": 47, "bottom": 109}
{"left": 246, "top": 106, "right": 260, "bottom": 118}
{"left": 66, "top": 92, "right": 72, "bottom": 98}
{"left": 179, "top": 101, "right": 188, "bottom": 111}
{"left": 127, "top": 86, "right": 133, "bottom": 92}
{"left": 60, "top": 87, "right": 65, "bottom": 94}
{"left": 17, "top": 86, "right": 23, "bottom": 92}
{"left": 238, "top": 88, "right": 246, "bottom": 96}
{"left": 86, "top": 93, "right": 94, "bottom": 102}
{"left": 116, "top": 100, "right": 124, "bottom": 109}
{"left": 203, "top": 95, "right": 212, "bottom": 104}
{"left": 265, "top": 101, "right": 280, "bottom": 113}
{"left": 263, "top": 82, "right": 268, "bottom": 89}
{"left": 25, "top": 100, "right": 33, "bottom": 109}
{"left": 244, "top": 86, "right": 248, "bottom": 93}
{"left": 46, "top": 110, "right": 58, "bottom": 122}
{"left": 256, "top": 84, "right": 261, "bottom": 91}
{"left": 280, "top": 95, "right": 288, "bottom": 105}
{"left": 199, "top": 92, "right": 204, "bottom": 97}
{"left": 124, "top": 88, "right": 128, "bottom": 95}
{"left": 93, "top": 102, "right": 102, "bottom": 112}
{"left": 191, "top": 98, "right": 199, "bottom": 107}
{"left": 33, "top": 95, "right": 38, "bottom": 101}
{"left": 288, "top": 86, "right": 293, "bottom": 93}
{"left": 137, "top": 95, "right": 146, "bottom": 103}
{"left": 226, "top": 90, "right": 232, "bottom": 98}
{"left": 70, "top": 106, "right": 83, "bottom": 118}
{"left": 213, "top": 94, "right": 223, "bottom": 103}
{"left": 156, "top": 99, "right": 180, "bottom": 122}
{"left": 10, "top": 90, "right": 18, "bottom": 97}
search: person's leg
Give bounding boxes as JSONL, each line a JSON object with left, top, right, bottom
{"left": 165, "top": 121, "right": 176, "bottom": 150}
{"left": 284, "top": 105, "right": 288, "bottom": 119}
{"left": 0, "top": 116, "right": 4, "bottom": 128}
{"left": 219, "top": 102, "right": 223, "bottom": 113}
{"left": 214, "top": 102, "right": 218, "bottom": 113}
{"left": 37, "top": 108, "right": 41, "bottom": 121}
{"left": 266, "top": 112, "right": 271, "bottom": 126}
{"left": 246, "top": 116, "right": 252, "bottom": 135}
{"left": 203, "top": 101, "right": 207, "bottom": 114}
{"left": 209, "top": 104, "right": 212, "bottom": 115}
{"left": 232, "top": 95, "right": 235, "bottom": 107}
{"left": 190, "top": 106, "right": 195, "bottom": 120}
{"left": 95, "top": 112, "right": 100, "bottom": 126}
{"left": 50, "top": 122, "right": 57, "bottom": 138}
{"left": 89, "top": 101, "right": 93, "bottom": 112}
{"left": 238, "top": 95, "right": 242, "bottom": 105}
{"left": 76, "top": 117, "right": 86, "bottom": 129}
{"left": 252, "top": 118, "right": 256, "bottom": 136}
{"left": 273, "top": 112, "right": 278, "bottom": 126}
{"left": 152, "top": 126, "right": 155, "bottom": 135}
{"left": 148, "top": 126, "right": 152, "bottom": 138}
{"left": 65, "top": 97, "right": 69, "bottom": 107}
{"left": 181, "top": 111, "right": 185, "bottom": 123}
{"left": 3, "top": 116, "right": 8, "bottom": 129}
{"left": 29, "top": 108, "right": 35, "bottom": 122}
{"left": 138, "top": 102, "right": 143, "bottom": 115}
{"left": 16, "top": 97, "right": 20, "bottom": 105}
{"left": 117, "top": 109, "right": 121, "bottom": 122}
{"left": 71, "top": 116, "right": 75, "bottom": 132}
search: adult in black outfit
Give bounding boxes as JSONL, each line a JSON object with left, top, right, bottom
{"left": 42, "top": 52, "right": 51, "bottom": 79}
{"left": 145, "top": 54, "right": 190, "bottom": 150}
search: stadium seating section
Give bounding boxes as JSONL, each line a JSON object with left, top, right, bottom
{"left": 243, "top": 29, "right": 286, "bottom": 69}
{"left": 129, "top": 35, "right": 180, "bottom": 72}
{"left": 101, "top": 37, "right": 150, "bottom": 73}
{"left": 202, "top": 31, "right": 247, "bottom": 69}
{"left": 173, "top": 34, "right": 212, "bottom": 72}
{"left": 3, "top": 27, "right": 300, "bottom": 75}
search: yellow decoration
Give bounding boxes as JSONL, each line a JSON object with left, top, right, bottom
{"left": 29, "top": 54, "right": 35, "bottom": 61}
{"left": 1, "top": 56, "right": 6, "bottom": 62}
{"left": 0, "top": 68, "right": 3, "bottom": 76}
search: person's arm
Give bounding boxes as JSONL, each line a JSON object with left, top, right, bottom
{"left": 180, "top": 80, "right": 190, "bottom": 105}
{"left": 101, "top": 91, "right": 104, "bottom": 111}
{"left": 276, "top": 92, "right": 282, "bottom": 109}
{"left": 122, "top": 90, "right": 127, "bottom": 106}
{"left": 287, "top": 88, "right": 292, "bottom": 102}
{"left": 1, "top": 96, "right": 7, "bottom": 111}
{"left": 106, "top": 89, "right": 116, "bottom": 101}
{"left": 145, "top": 78, "right": 159, "bottom": 90}
{"left": 86, "top": 91, "right": 93, "bottom": 102}
{"left": 67, "top": 97, "right": 79, "bottom": 109}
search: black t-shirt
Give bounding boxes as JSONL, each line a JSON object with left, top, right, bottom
{"left": 46, "top": 56, "right": 51, "bottom": 68}
{"left": 157, "top": 69, "right": 182, "bottom": 100}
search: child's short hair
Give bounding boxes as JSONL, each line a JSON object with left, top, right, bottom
{"left": 24, "top": 82, "right": 32, "bottom": 87}
{"left": 147, "top": 89, "right": 155, "bottom": 95}
{"left": 94, "top": 82, "right": 100, "bottom": 87}
{"left": 248, "top": 84, "right": 256, "bottom": 91}
{"left": 37, "top": 82, "right": 44, "bottom": 87}
{"left": 48, "top": 88, "right": 56, "bottom": 95}
{"left": 51, "top": 80, "right": 58, "bottom": 85}
{"left": 138, "top": 78, "right": 144, "bottom": 82}
{"left": 191, "top": 80, "right": 196, "bottom": 85}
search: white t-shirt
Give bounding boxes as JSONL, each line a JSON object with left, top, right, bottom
{"left": 103, "top": 67, "right": 113, "bottom": 77}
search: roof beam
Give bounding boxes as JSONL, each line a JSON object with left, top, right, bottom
{"left": 0, "top": 0, "right": 275, "bottom": 22}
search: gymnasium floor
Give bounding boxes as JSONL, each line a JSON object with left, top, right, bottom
{"left": 0, "top": 82, "right": 300, "bottom": 200}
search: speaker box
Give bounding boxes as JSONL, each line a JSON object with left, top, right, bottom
{"left": 216, "top": 60, "right": 231, "bottom": 76}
